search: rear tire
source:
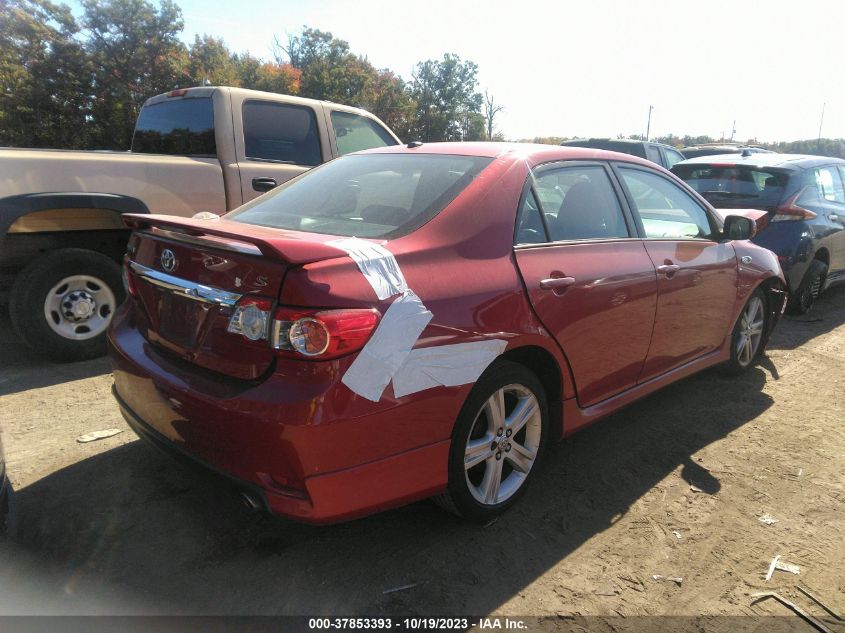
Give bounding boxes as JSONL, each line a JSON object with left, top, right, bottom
{"left": 435, "top": 361, "right": 548, "bottom": 522}
{"left": 787, "top": 259, "right": 827, "bottom": 315}
{"left": 9, "top": 249, "right": 124, "bottom": 362}
{"left": 724, "top": 288, "right": 768, "bottom": 374}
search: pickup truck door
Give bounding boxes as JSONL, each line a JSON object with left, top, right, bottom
{"left": 233, "top": 99, "right": 333, "bottom": 204}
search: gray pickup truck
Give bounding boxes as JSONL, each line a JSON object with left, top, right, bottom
{"left": 0, "top": 86, "right": 400, "bottom": 361}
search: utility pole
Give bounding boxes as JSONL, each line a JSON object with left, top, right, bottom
{"left": 729, "top": 120, "right": 736, "bottom": 142}
{"left": 645, "top": 105, "right": 653, "bottom": 142}
{"left": 818, "top": 102, "right": 826, "bottom": 152}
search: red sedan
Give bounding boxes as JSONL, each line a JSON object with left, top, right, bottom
{"left": 108, "top": 143, "right": 786, "bottom": 524}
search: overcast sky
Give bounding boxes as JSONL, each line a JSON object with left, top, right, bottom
{"left": 170, "top": 0, "right": 843, "bottom": 141}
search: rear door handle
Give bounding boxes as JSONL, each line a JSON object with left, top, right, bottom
{"left": 540, "top": 276, "right": 576, "bottom": 290}
{"left": 657, "top": 264, "right": 680, "bottom": 275}
{"left": 830, "top": 213, "right": 840, "bottom": 222}
{"left": 252, "top": 177, "right": 278, "bottom": 192}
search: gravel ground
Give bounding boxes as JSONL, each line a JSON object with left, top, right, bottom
{"left": 0, "top": 288, "right": 843, "bottom": 622}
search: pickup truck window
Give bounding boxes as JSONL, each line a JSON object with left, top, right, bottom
{"left": 131, "top": 97, "right": 216, "bottom": 156}
{"left": 243, "top": 100, "right": 321, "bottom": 166}
{"left": 228, "top": 153, "right": 493, "bottom": 239}
{"left": 331, "top": 111, "right": 398, "bottom": 155}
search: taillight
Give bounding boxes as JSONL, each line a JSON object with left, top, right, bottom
{"left": 271, "top": 307, "right": 380, "bottom": 360}
{"left": 227, "top": 297, "right": 273, "bottom": 341}
{"left": 772, "top": 188, "right": 817, "bottom": 222}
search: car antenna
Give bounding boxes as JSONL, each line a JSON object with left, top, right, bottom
{"left": 741, "top": 148, "right": 752, "bottom": 157}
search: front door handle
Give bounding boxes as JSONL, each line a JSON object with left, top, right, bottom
{"left": 540, "top": 276, "right": 576, "bottom": 290}
{"left": 252, "top": 177, "right": 278, "bottom": 192}
{"left": 830, "top": 213, "right": 840, "bottom": 222}
{"left": 657, "top": 264, "right": 680, "bottom": 275}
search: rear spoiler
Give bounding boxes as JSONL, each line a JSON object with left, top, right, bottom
{"left": 123, "top": 214, "right": 349, "bottom": 264}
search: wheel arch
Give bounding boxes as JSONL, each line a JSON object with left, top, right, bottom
{"left": 813, "top": 247, "right": 830, "bottom": 267}
{"left": 499, "top": 344, "right": 567, "bottom": 441}
{"left": 0, "top": 192, "right": 149, "bottom": 240}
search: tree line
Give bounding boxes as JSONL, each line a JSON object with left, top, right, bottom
{"left": 520, "top": 134, "right": 845, "bottom": 159}
{"left": 1, "top": 0, "right": 843, "bottom": 158}
{"left": 0, "top": 0, "right": 495, "bottom": 150}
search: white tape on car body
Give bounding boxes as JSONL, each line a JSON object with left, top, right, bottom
{"left": 391, "top": 339, "right": 508, "bottom": 398}
{"left": 331, "top": 237, "right": 507, "bottom": 402}
{"left": 328, "top": 237, "right": 408, "bottom": 300}
{"left": 341, "top": 290, "right": 433, "bottom": 402}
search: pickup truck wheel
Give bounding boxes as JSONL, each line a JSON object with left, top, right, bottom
{"left": 9, "top": 249, "right": 124, "bottom": 361}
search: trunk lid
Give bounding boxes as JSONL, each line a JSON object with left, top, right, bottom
{"left": 123, "top": 214, "right": 344, "bottom": 379}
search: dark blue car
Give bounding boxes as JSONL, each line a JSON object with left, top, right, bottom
{"left": 673, "top": 153, "right": 845, "bottom": 313}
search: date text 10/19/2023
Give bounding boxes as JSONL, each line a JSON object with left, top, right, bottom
{"left": 308, "top": 618, "right": 529, "bottom": 630}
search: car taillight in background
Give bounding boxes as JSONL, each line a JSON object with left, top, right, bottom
{"left": 772, "top": 188, "right": 817, "bottom": 222}
{"left": 226, "top": 298, "right": 380, "bottom": 360}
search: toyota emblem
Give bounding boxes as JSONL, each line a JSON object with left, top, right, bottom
{"left": 160, "top": 248, "right": 177, "bottom": 273}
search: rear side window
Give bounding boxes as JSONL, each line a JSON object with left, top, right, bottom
{"left": 228, "top": 154, "right": 493, "bottom": 239}
{"left": 673, "top": 164, "right": 790, "bottom": 207}
{"left": 132, "top": 97, "right": 215, "bottom": 156}
{"left": 532, "top": 166, "right": 630, "bottom": 241}
{"left": 645, "top": 145, "right": 662, "bottom": 165}
{"left": 813, "top": 166, "right": 845, "bottom": 203}
{"left": 331, "top": 111, "right": 397, "bottom": 156}
{"left": 620, "top": 168, "right": 713, "bottom": 239}
{"left": 515, "top": 190, "right": 548, "bottom": 244}
{"left": 243, "top": 101, "right": 321, "bottom": 166}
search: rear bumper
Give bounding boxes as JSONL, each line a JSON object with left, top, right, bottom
{"left": 107, "top": 308, "right": 452, "bottom": 524}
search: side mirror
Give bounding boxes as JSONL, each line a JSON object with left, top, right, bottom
{"left": 723, "top": 215, "right": 756, "bottom": 240}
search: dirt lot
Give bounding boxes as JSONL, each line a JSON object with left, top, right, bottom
{"left": 0, "top": 288, "right": 843, "bottom": 621}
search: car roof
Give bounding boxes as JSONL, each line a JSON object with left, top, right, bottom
{"left": 356, "top": 141, "right": 662, "bottom": 169}
{"left": 676, "top": 152, "right": 845, "bottom": 170}
{"left": 561, "top": 138, "right": 679, "bottom": 150}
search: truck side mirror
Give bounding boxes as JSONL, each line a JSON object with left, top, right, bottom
{"left": 723, "top": 215, "right": 756, "bottom": 241}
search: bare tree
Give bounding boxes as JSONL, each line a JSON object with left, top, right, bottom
{"left": 484, "top": 91, "right": 504, "bottom": 141}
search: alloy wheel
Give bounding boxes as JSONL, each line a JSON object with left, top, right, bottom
{"left": 463, "top": 384, "right": 542, "bottom": 506}
{"left": 735, "top": 295, "right": 765, "bottom": 367}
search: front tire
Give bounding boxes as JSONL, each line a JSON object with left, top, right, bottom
{"left": 9, "top": 249, "right": 124, "bottom": 362}
{"left": 436, "top": 361, "right": 548, "bottom": 521}
{"left": 724, "top": 288, "right": 768, "bottom": 374}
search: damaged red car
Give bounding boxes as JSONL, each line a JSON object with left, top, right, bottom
{"left": 109, "top": 143, "right": 787, "bottom": 524}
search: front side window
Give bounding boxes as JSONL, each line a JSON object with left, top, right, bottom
{"left": 813, "top": 166, "right": 845, "bottom": 203}
{"left": 242, "top": 101, "right": 321, "bottom": 166}
{"left": 131, "top": 97, "right": 216, "bottom": 156}
{"left": 620, "top": 168, "right": 713, "bottom": 239}
{"left": 532, "top": 165, "right": 630, "bottom": 241}
{"left": 228, "top": 153, "right": 493, "bottom": 239}
{"left": 331, "top": 111, "right": 397, "bottom": 156}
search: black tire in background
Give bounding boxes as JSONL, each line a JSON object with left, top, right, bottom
{"left": 787, "top": 259, "right": 828, "bottom": 315}
{"left": 435, "top": 360, "right": 549, "bottom": 522}
{"left": 8, "top": 248, "right": 125, "bottom": 362}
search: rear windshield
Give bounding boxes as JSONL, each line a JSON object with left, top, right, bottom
{"left": 131, "top": 97, "right": 216, "bottom": 156}
{"left": 228, "top": 154, "right": 493, "bottom": 238}
{"left": 672, "top": 164, "right": 790, "bottom": 207}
